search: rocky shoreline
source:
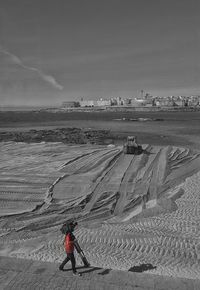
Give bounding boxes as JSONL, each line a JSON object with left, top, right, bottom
{"left": 0, "top": 127, "right": 111, "bottom": 144}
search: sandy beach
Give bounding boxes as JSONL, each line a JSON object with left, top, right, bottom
{"left": 0, "top": 138, "right": 200, "bottom": 280}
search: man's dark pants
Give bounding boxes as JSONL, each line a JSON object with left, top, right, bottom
{"left": 59, "top": 252, "right": 76, "bottom": 273}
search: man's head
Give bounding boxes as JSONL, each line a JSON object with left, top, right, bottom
{"left": 69, "top": 221, "right": 78, "bottom": 232}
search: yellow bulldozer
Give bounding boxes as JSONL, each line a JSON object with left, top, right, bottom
{"left": 123, "top": 136, "right": 143, "bottom": 154}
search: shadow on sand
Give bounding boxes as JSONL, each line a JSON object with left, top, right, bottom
{"left": 60, "top": 266, "right": 86, "bottom": 272}
{"left": 98, "top": 269, "right": 111, "bottom": 275}
{"left": 142, "top": 149, "right": 155, "bottom": 155}
{"left": 80, "top": 267, "right": 102, "bottom": 274}
{"left": 128, "top": 263, "right": 157, "bottom": 273}
{"left": 79, "top": 267, "right": 112, "bottom": 275}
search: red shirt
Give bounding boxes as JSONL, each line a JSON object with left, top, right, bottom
{"left": 64, "top": 233, "right": 74, "bottom": 253}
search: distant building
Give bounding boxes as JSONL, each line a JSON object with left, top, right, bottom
{"left": 61, "top": 94, "right": 200, "bottom": 109}
{"left": 62, "top": 101, "right": 80, "bottom": 108}
{"left": 123, "top": 98, "right": 132, "bottom": 106}
{"left": 189, "top": 95, "right": 200, "bottom": 106}
{"left": 116, "top": 97, "right": 124, "bottom": 106}
{"left": 96, "top": 99, "right": 111, "bottom": 106}
{"left": 79, "top": 100, "right": 97, "bottom": 107}
{"left": 131, "top": 98, "right": 146, "bottom": 107}
{"left": 110, "top": 98, "right": 118, "bottom": 106}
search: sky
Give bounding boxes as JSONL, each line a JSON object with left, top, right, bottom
{"left": 0, "top": 0, "right": 200, "bottom": 106}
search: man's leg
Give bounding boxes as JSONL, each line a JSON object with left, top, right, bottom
{"left": 69, "top": 253, "right": 76, "bottom": 273}
{"left": 59, "top": 255, "right": 70, "bottom": 270}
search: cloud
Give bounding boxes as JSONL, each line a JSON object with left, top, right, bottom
{"left": 0, "top": 46, "right": 63, "bottom": 90}
{"left": 37, "top": 73, "right": 63, "bottom": 90}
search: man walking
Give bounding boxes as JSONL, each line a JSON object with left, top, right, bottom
{"left": 59, "top": 221, "right": 81, "bottom": 276}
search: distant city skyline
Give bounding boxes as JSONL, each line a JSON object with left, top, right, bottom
{"left": 0, "top": 0, "right": 200, "bottom": 106}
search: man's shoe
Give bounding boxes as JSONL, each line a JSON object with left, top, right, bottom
{"left": 59, "top": 266, "right": 64, "bottom": 271}
{"left": 73, "top": 272, "right": 82, "bottom": 277}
